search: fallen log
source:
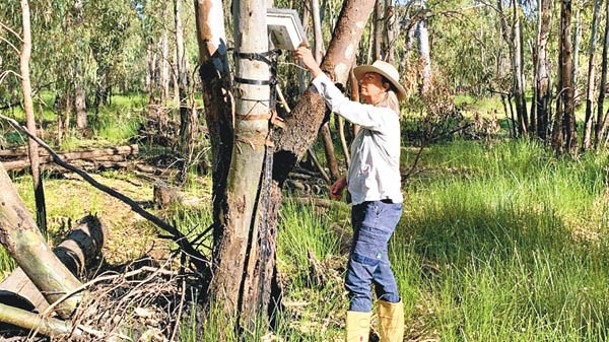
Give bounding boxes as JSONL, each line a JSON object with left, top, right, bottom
{"left": 1, "top": 144, "right": 139, "bottom": 172}
{"left": 0, "top": 113, "right": 208, "bottom": 273}
{"left": 0, "top": 164, "right": 83, "bottom": 319}
{"left": 0, "top": 303, "right": 78, "bottom": 338}
{"left": 0, "top": 215, "right": 105, "bottom": 313}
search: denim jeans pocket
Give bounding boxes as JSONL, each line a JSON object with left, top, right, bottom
{"left": 351, "top": 252, "right": 380, "bottom": 267}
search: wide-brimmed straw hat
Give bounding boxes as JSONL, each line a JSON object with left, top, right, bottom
{"left": 353, "top": 60, "right": 407, "bottom": 101}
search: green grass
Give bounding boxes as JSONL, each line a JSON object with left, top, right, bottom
{"left": 0, "top": 247, "right": 15, "bottom": 280}
{"left": 396, "top": 140, "right": 609, "bottom": 341}
{"left": 274, "top": 139, "right": 608, "bottom": 341}
{"left": 3, "top": 93, "right": 609, "bottom": 340}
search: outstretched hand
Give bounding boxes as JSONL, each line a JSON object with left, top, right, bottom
{"left": 294, "top": 45, "right": 323, "bottom": 78}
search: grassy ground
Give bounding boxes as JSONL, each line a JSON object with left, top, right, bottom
{"left": 261, "top": 139, "right": 608, "bottom": 341}
{"left": 1, "top": 95, "right": 609, "bottom": 340}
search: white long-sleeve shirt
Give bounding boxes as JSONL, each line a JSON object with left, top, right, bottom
{"left": 311, "top": 73, "right": 403, "bottom": 205}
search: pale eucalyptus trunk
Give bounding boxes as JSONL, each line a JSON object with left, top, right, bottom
{"left": 536, "top": 0, "right": 552, "bottom": 139}
{"left": 312, "top": 0, "right": 324, "bottom": 63}
{"left": 206, "top": 0, "right": 270, "bottom": 324}
{"left": 145, "top": 41, "right": 153, "bottom": 92}
{"left": 160, "top": 3, "right": 170, "bottom": 102}
{"left": 0, "top": 164, "right": 82, "bottom": 319}
{"left": 512, "top": 0, "right": 528, "bottom": 135}
{"left": 415, "top": 18, "right": 431, "bottom": 95}
{"left": 583, "top": 0, "right": 601, "bottom": 150}
{"left": 74, "top": 83, "right": 87, "bottom": 129}
{"left": 20, "top": 0, "right": 46, "bottom": 234}
{"left": 174, "top": 0, "right": 195, "bottom": 182}
{"left": 572, "top": 9, "right": 580, "bottom": 101}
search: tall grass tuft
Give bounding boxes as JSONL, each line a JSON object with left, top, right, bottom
{"left": 396, "top": 139, "right": 609, "bottom": 341}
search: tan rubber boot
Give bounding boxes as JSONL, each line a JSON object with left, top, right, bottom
{"left": 377, "top": 300, "right": 404, "bottom": 342}
{"left": 346, "top": 311, "right": 371, "bottom": 342}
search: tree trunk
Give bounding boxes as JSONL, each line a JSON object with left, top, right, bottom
{"left": 583, "top": 0, "right": 601, "bottom": 151}
{"left": 496, "top": 0, "right": 512, "bottom": 84}
{"left": 321, "top": 123, "right": 341, "bottom": 181}
{"left": 367, "top": 12, "right": 375, "bottom": 64}
{"left": 597, "top": 0, "right": 609, "bottom": 147}
{"left": 174, "top": 0, "right": 195, "bottom": 182}
{"left": 0, "top": 164, "right": 82, "bottom": 319}
{"left": 145, "top": 40, "right": 153, "bottom": 93}
{"left": 572, "top": 9, "right": 581, "bottom": 101}
{"left": 415, "top": 17, "right": 432, "bottom": 95}
{"left": 594, "top": 2, "right": 609, "bottom": 149}
{"left": 536, "top": 0, "right": 552, "bottom": 140}
{"left": 74, "top": 82, "right": 87, "bottom": 129}
{"left": 310, "top": 0, "right": 339, "bottom": 181}
{"left": 207, "top": 0, "right": 271, "bottom": 325}
{"left": 194, "top": 0, "right": 234, "bottom": 292}
{"left": 384, "top": 0, "right": 397, "bottom": 64}
{"left": 512, "top": 0, "right": 528, "bottom": 135}
{"left": 19, "top": 0, "right": 46, "bottom": 234}
{"left": 160, "top": 3, "right": 170, "bottom": 102}
{"left": 555, "top": 0, "right": 576, "bottom": 153}
{"left": 311, "top": 0, "right": 324, "bottom": 63}
{"left": 1, "top": 144, "right": 139, "bottom": 172}
{"left": 373, "top": 0, "right": 384, "bottom": 61}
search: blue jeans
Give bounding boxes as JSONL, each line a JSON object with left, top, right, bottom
{"left": 345, "top": 200, "right": 403, "bottom": 312}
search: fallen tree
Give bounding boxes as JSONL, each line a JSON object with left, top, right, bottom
{"left": 0, "top": 163, "right": 83, "bottom": 319}
{"left": 0, "top": 215, "right": 105, "bottom": 314}
{"left": 1, "top": 145, "right": 139, "bottom": 172}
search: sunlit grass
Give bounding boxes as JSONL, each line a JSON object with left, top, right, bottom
{"left": 2, "top": 91, "right": 609, "bottom": 340}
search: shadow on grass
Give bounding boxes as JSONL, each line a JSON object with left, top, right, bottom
{"left": 396, "top": 201, "right": 609, "bottom": 340}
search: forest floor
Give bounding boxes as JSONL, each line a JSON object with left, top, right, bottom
{"left": 1, "top": 94, "right": 609, "bottom": 341}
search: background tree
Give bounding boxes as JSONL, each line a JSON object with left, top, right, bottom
{"left": 583, "top": 0, "right": 601, "bottom": 150}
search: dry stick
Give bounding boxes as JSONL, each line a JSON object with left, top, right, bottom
{"left": 275, "top": 85, "right": 331, "bottom": 184}
{"left": 0, "top": 20, "right": 25, "bottom": 42}
{"left": 337, "top": 116, "right": 350, "bottom": 167}
{"left": 170, "top": 279, "right": 187, "bottom": 342}
{"left": 0, "top": 114, "right": 208, "bottom": 272}
{"left": 0, "top": 303, "right": 131, "bottom": 341}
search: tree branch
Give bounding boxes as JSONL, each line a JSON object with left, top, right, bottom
{"left": 0, "top": 20, "right": 24, "bottom": 42}
{"left": 0, "top": 35, "right": 20, "bottom": 54}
